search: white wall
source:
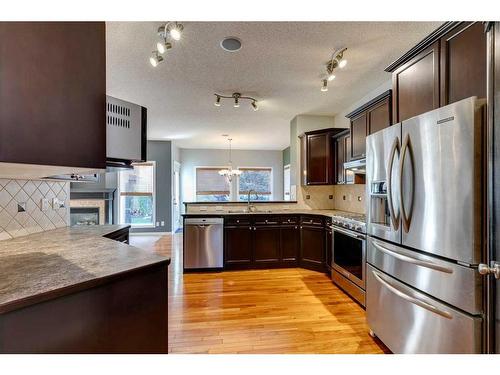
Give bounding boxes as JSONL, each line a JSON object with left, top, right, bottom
{"left": 333, "top": 80, "right": 392, "bottom": 128}
{"left": 289, "top": 114, "right": 335, "bottom": 189}
{"left": 180, "top": 148, "right": 284, "bottom": 205}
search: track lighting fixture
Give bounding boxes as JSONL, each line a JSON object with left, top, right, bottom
{"left": 149, "top": 22, "right": 184, "bottom": 67}
{"left": 321, "top": 80, "right": 328, "bottom": 92}
{"left": 149, "top": 51, "right": 164, "bottom": 67}
{"left": 167, "top": 22, "right": 184, "bottom": 41}
{"left": 320, "top": 47, "right": 347, "bottom": 91}
{"left": 213, "top": 92, "right": 259, "bottom": 111}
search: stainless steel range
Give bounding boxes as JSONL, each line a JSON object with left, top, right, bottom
{"left": 329, "top": 212, "right": 367, "bottom": 306}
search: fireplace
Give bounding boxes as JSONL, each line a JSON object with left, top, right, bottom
{"left": 70, "top": 190, "right": 115, "bottom": 226}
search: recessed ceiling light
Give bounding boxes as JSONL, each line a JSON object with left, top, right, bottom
{"left": 220, "top": 37, "right": 242, "bottom": 52}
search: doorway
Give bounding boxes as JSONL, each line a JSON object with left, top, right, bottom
{"left": 173, "top": 161, "right": 181, "bottom": 232}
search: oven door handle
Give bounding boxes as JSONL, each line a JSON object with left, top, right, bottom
{"left": 333, "top": 227, "right": 365, "bottom": 240}
{"left": 371, "top": 269, "right": 452, "bottom": 319}
{"left": 372, "top": 240, "right": 453, "bottom": 274}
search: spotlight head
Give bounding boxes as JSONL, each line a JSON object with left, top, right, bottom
{"left": 327, "top": 73, "right": 336, "bottom": 81}
{"left": 167, "top": 22, "right": 184, "bottom": 41}
{"left": 338, "top": 58, "right": 347, "bottom": 68}
{"left": 321, "top": 79, "right": 328, "bottom": 92}
{"left": 251, "top": 101, "right": 258, "bottom": 111}
{"left": 149, "top": 52, "right": 164, "bottom": 67}
{"left": 234, "top": 97, "right": 240, "bottom": 108}
{"left": 157, "top": 40, "right": 172, "bottom": 54}
{"left": 214, "top": 95, "right": 221, "bottom": 107}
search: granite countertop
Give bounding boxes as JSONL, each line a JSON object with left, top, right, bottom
{"left": 183, "top": 209, "right": 365, "bottom": 220}
{"left": 0, "top": 225, "right": 170, "bottom": 314}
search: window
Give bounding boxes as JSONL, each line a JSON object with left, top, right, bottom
{"left": 196, "top": 167, "right": 230, "bottom": 202}
{"left": 238, "top": 167, "right": 272, "bottom": 201}
{"left": 118, "top": 162, "right": 155, "bottom": 227}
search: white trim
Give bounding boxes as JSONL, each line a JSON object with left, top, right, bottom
{"left": 117, "top": 161, "right": 157, "bottom": 228}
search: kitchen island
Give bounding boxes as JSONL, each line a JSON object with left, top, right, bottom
{"left": 0, "top": 225, "right": 170, "bottom": 353}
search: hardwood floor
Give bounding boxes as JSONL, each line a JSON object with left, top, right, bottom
{"left": 130, "top": 234, "right": 388, "bottom": 354}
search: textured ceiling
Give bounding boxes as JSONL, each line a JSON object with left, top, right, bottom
{"left": 106, "top": 21, "right": 442, "bottom": 150}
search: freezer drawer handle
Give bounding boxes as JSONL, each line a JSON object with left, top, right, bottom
{"left": 372, "top": 241, "right": 453, "bottom": 274}
{"left": 371, "top": 269, "right": 453, "bottom": 319}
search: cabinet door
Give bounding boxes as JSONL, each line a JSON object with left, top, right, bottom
{"left": 335, "top": 136, "right": 345, "bottom": 184}
{"left": 254, "top": 226, "right": 281, "bottom": 265}
{"left": 392, "top": 41, "right": 440, "bottom": 123}
{"left": 368, "top": 99, "right": 391, "bottom": 135}
{"left": 280, "top": 225, "right": 299, "bottom": 266}
{"left": 306, "top": 133, "right": 330, "bottom": 184}
{"left": 440, "top": 22, "right": 487, "bottom": 105}
{"left": 350, "top": 113, "right": 368, "bottom": 160}
{"left": 344, "top": 135, "right": 355, "bottom": 184}
{"left": 224, "top": 226, "right": 253, "bottom": 269}
{"left": 300, "top": 226, "right": 325, "bottom": 272}
{"left": 0, "top": 22, "right": 106, "bottom": 169}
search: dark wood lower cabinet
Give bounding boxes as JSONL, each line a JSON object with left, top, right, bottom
{"left": 253, "top": 225, "right": 281, "bottom": 266}
{"left": 223, "top": 215, "right": 325, "bottom": 271}
{"left": 224, "top": 225, "right": 253, "bottom": 269}
{"left": 0, "top": 263, "right": 168, "bottom": 353}
{"left": 300, "top": 225, "right": 326, "bottom": 272}
{"left": 280, "top": 225, "right": 300, "bottom": 266}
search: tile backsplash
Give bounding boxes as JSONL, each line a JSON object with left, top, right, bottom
{"left": 0, "top": 179, "right": 69, "bottom": 241}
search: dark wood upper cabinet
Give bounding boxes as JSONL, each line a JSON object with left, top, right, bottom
{"left": 345, "top": 90, "right": 392, "bottom": 160}
{"left": 335, "top": 134, "right": 346, "bottom": 185}
{"left": 307, "top": 133, "right": 330, "bottom": 184}
{"left": 350, "top": 113, "right": 367, "bottom": 160}
{"left": 300, "top": 128, "right": 346, "bottom": 186}
{"left": 368, "top": 97, "right": 392, "bottom": 135}
{"left": 0, "top": 22, "right": 106, "bottom": 170}
{"left": 386, "top": 22, "right": 486, "bottom": 123}
{"left": 440, "top": 22, "right": 487, "bottom": 105}
{"left": 391, "top": 42, "right": 440, "bottom": 123}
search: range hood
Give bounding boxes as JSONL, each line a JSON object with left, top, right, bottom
{"left": 344, "top": 158, "right": 366, "bottom": 174}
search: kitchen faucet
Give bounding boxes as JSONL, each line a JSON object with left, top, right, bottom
{"left": 247, "top": 189, "right": 258, "bottom": 212}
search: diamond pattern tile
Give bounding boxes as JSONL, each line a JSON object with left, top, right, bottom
{"left": 0, "top": 179, "right": 70, "bottom": 241}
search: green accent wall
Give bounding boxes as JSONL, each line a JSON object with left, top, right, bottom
{"left": 282, "top": 146, "right": 290, "bottom": 166}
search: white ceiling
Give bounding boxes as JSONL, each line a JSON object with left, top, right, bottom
{"left": 106, "top": 21, "right": 442, "bottom": 150}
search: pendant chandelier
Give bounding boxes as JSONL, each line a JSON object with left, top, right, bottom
{"left": 218, "top": 138, "right": 242, "bottom": 182}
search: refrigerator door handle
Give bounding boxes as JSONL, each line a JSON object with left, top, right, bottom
{"left": 399, "top": 134, "right": 415, "bottom": 233}
{"left": 387, "top": 137, "right": 401, "bottom": 231}
{"left": 372, "top": 240, "right": 453, "bottom": 274}
{"left": 371, "top": 269, "right": 453, "bottom": 319}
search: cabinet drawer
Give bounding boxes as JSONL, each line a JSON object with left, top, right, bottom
{"left": 280, "top": 216, "right": 300, "bottom": 225}
{"left": 254, "top": 216, "right": 280, "bottom": 226}
{"left": 366, "top": 265, "right": 482, "bottom": 353}
{"left": 367, "top": 237, "right": 482, "bottom": 314}
{"left": 300, "top": 216, "right": 323, "bottom": 226}
{"left": 225, "top": 217, "right": 251, "bottom": 226}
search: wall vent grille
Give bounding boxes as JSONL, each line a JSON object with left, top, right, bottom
{"left": 106, "top": 102, "right": 131, "bottom": 129}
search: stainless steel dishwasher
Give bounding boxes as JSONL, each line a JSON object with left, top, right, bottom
{"left": 184, "top": 218, "right": 224, "bottom": 270}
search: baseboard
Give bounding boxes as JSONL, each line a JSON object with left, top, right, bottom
{"left": 130, "top": 232, "right": 172, "bottom": 236}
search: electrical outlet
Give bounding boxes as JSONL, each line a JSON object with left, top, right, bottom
{"left": 342, "top": 195, "right": 346, "bottom": 201}
{"left": 41, "top": 198, "right": 50, "bottom": 211}
{"left": 357, "top": 196, "right": 362, "bottom": 202}
{"left": 17, "top": 202, "right": 26, "bottom": 212}
{"left": 306, "top": 195, "right": 311, "bottom": 200}
{"left": 156, "top": 221, "right": 160, "bottom": 226}
{"left": 52, "top": 198, "right": 65, "bottom": 209}
{"left": 161, "top": 221, "right": 165, "bottom": 226}
{"left": 328, "top": 195, "right": 333, "bottom": 200}
{"left": 215, "top": 205, "right": 223, "bottom": 211}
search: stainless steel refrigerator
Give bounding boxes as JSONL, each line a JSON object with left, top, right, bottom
{"left": 365, "top": 96, "right": 486, "bottom": 353}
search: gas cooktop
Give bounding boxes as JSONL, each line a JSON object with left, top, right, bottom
{"left": 331, "top": 212, "right": 366, "bottom": 233}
